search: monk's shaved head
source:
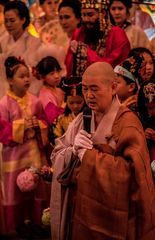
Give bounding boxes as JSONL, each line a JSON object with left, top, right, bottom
{"left": 82, "top": 62, "right": 115, "bottom": 85}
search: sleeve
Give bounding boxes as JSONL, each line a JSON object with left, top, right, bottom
{"left": 54, "top": 116, "right": 64, "bottom": 138}
{"left": 39, "top": 89, "right": 64, "bottom": 125}
{"left": 44, "top": 102, "right": 64, "bottom": 126}
{"left": 33, "top": 98, "right": 49, "bottom": 146}
{"left": 0, "top": 117, "right": 12, "bottom": 145}
{"left": 81, "top": 123, "right": 155, "bottom": 238}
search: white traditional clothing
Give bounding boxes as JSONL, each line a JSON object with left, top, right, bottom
{"left": 0, "top": 30, "right": 42, "bottom": 98}
{"left": 125, "top": 24, "right": 150, "bottom": 49}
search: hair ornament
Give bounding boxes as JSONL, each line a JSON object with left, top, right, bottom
{"left": 143, "top": 83, "right": 155, "bottom": 103}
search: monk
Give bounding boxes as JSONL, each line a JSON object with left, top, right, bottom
{"left": 50, "top": 62, "right": 155, "bottom": 240}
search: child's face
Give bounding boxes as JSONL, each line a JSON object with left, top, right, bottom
{"left": 10, "top": 65, "right": 30, "bottom": 97}
{"left": 43, "top": 70, "right": 61, "bottom": 87}
{"left": 140, "top": 52, "right": 154, "bottom": 82}
{"left": 67, "top": 95, "right": 84, "bottom": 115}
{"left": 115, "top": 74, "right": 135, "bottom": 102}
{"left": 41, "top": 0, "right": 57, "bottom": 19}
{"left": 146, "top": 101, "right": 155, "bottom": 117}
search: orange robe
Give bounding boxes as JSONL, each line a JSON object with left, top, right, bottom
{"left": 51, "top": 100, "right": 155, "bottom": 240}
{"left": 72, "top": 107, "right": 155, "bottom": 240}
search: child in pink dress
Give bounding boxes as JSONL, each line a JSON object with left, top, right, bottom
{"left": 0, "top": 56, "right": 49, "bottom": 233}
{"left": 35, "top": 56, "right": 65, "bottom": 126}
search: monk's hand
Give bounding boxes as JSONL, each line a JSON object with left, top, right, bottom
{"left": 73, "top": 130, "right": 93, "bottom": 161}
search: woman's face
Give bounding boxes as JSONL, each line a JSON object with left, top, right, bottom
{"left": 4, "top": 9, "right": 25, "bottom": 39}
{"left": 110, "top": 1, "right": 128, "bottom": 26}
{"left": 59, "top": 6, "right": 80, "bottom": 37}
{"left": 140, "top": 52, "right": 154, "bottom": 82}
{"left": 41, "top": 0, "right": 57, "bottom": 19}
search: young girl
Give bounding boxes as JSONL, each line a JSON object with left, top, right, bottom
{"left": 0, "top": 56, "right": 49, "bottom": 233}
{"left": 34, "top": 56, "right": 65, "bottom": 128}
{"left": 54, "top": 76, "right": 85, "bottom": 138}
{"left": 114, "top": 54, "right": 144, "bottom": 112}
{"left": 137, "top": 81, "right": 155, "bottom": 180}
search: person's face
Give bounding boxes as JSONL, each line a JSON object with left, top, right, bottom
{"left": 81, "top": 8, "right": 99, "bottom": 29}
{"left": 4, "top": 10, "right": 25, "bottom": 38}
{"left": 115, "top": 74, "right": 135, "bottom": 102}
{"left": 146, "top": 101, "right": 155, "bottom": 117}
{"left": 67, "top": 95, "right": 84, "bottom": 115}
{"left": 10, "top": 65, "right": 30, "bottom": 97}
{"left": 140, "top": 52, "right": 154, "bottom": 82}
{"left": 59, "top": 7, "right": 80, "bottom": 37}
{"left": 110, "top": 1, "right": 128, "bottom": 26}
{"left": 43, "top": 69, "right": 61, "bottom": 87}
{"left": 82, "top": 75, "right": 116, "bottom": 113}
{"left": 41, "top": 0, "right": 57, "bottom": 19}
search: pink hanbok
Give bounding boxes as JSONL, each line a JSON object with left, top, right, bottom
{"left": 39, "top": 85, "right": 65, "bottom": 126}
{"left": 0, "top": 90, "right": 49, "bottom": 232}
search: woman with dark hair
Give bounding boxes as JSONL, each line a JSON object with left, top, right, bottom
{"left": 0, "top": 0, "right": 43, "bottom": 98}
{"left": 128, "top": 47, "right": 155, "bottom": 84}
{"left": 58, "top": 0, "right": 81, "bottom": 38}
{"left": 109, "top": 0, "right": 150, "bottom": 49}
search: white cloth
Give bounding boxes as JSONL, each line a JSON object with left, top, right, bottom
{"left": 125, "top": 24, "right": 150, "bottom": 49}
{"left": 0, "top": 30, "right": 42, "bottom": 98}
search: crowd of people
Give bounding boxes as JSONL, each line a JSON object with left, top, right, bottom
{"left": 0, "top": 0, "right": 155, "bottom": 240}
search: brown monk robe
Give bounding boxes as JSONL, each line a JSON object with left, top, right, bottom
{"left": 50, "top": 62, "right": 155, "bottom": 240}
{"left": 71, "top": 106, "right": 155, "bottom": 240}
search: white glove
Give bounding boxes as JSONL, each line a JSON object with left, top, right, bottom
{"left": 73, "top": 130, "right": 93, "bottom": 161}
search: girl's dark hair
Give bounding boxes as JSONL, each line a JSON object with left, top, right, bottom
{"left": 4, "top": 1, "right": 30, "bottom": 29}
{"left": 5, "top": 56, "right": 27, "bottom": 79}
{"left": 35, "top": 56, "right": 62, "bottom": 78}
{"left": 128, "top": 47, "right": 154, "bottom": 62}
{"left": 58, "top": 0, "right": 81, "bottom": 20}
{"left": 39, "top": 0, "right": 46, "bottom": 5}
{"left": 128, "top": 47, "right": 155, "bottom": 81}
{"left": 0, "top": 0, "right": 10, "bottom": 7}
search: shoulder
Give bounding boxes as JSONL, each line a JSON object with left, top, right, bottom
{"left": 0, "top": 32, "right": 9, "bottom": 43}
{"left": 26, "top": 31, "right": 41, "bottom": 45}
{"left": 0, "top": 95, "right": 8, "bottom": 105}
{"left": 110, "top": 26, "right": 125, "bottom": 35}
{"left": 114, "top": 106, "right": 143, "bottom": 131}
{"left": 27, "top": 92, "right": 40, "bottom": 103}
{"left": 108, "top": 26, "right": 128, "bottom": 40}
{"left": 39, "top": 86, "right": 51, "bottom": 95}
{"left": 72, "top": 27, "right": 84, "bottom": 39}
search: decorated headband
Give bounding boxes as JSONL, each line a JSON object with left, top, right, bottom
{"left": 62, "top": 76, "right": 82, "bottom": 97}
{"left": 143, "top": 83, "right": 155, "bottom": 103}
{"left": 114, "top": 65, "right": 135, "bottom": 82}
{"left": 81, "top": 0, "right": 110, "bottom": 10}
